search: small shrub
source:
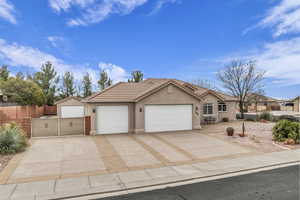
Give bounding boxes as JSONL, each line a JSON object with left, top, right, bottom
{"left": 272, "top": 120, "right": 300, "bottom": 144}
{"left": 226, "top": 127, "right": 234, "bottom": 136}
{"left": 0, "top": 123, "right": 28, "bottom": 154}
{"left": 259, "top": 112, "right": 273, "bottom": 121}
{"left": 222, "top": 118, "right": 229, "bottom": 122}
{"left": 278, "top": 115, "right": 298, "bottom": 122}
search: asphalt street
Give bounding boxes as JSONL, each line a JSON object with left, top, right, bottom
{"left": 94, "top": 165, "right": 300, "bottom": 200}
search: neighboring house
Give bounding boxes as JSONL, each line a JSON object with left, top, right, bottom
{"left": 245, "top": 93, "right": 280, "bottom": 112}
{"left": 279, "top": 96, "right": 300, "bottom": 112}
{"left": 55, "top": 96, "right": 85, "bottom": 118}
{"left": 82, "top": 78, "right": 237, "bottom": 135}
{"left": 294, "top": 96, "right": 300, "bottom": 112}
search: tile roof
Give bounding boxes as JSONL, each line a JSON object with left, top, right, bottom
{"left": 55, "top": 96, "right": 82, "bottom": 105}
{"left": 83, "top": 80, "right": 169, "bottom": 102}
{"left": 84, "top": 78, "right": 237, "bottom": 103}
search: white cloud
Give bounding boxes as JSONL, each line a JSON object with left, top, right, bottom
{"left": 49, "top": 0, "right": 148, "bottom": 26}
{"left": 99, "top": 62, "right": 128, "bottom": 83}
{"left": 259, "top": 0, "right": 300, "bottom": 37}
{"left": 150, "top": 0, "right": 179, "bottom": 15}
{"left": 47, "top": 36, "right": 64, "bottom": 48}
{"left": 219, "top": 37, "right": 300, "bottom": 86}
{"left": 0, "top": 38, "right": 88, "bottom": 81}
{"left": 49, "top": 0, "right": 96, "bottom": 12}
{"left": 0, "top": 38, "right": 129, "bottom": 85}
{"left": 0, "top": 0, "right": 17, "bottom": 24}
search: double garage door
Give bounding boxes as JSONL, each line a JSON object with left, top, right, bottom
{"left": 96, "top": 105, "right": 192, "bottom": 134}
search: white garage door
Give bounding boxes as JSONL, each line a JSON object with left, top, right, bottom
{"left": 145, "top": 105, "right": 193, "bottom": 132}
{"left": 61, "top": 106, "right": 84, "bottom": 118}
{"left": 96, "top": 106, "right": 128, "bottom": 134}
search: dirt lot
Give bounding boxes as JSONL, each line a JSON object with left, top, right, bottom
{"left": 202, "top": 121, "right": 300, "bottom": 153}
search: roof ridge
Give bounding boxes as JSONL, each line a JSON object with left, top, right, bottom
{"left": 134, "top": 79, "right": 203, "bottom": 102}
{"left": 134, "top": 79, "right": 170, "bottom": 99}
{"left": 82, "top": 82, "right": 124, "bottom": 102}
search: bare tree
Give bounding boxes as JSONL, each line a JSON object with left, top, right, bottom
{"left": 247, "top": 89, "right": 265, "bottom": 113}
{"left": 217, "top": 60, "right": 265, "bottom": 119}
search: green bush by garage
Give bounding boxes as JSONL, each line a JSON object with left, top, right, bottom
{"left": 0, "top": 123, "right": 28, "bottom": 154}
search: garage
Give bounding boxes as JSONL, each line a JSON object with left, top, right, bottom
{"left": 61, "top": 106, "right": 84, "bottom": 118}
{"left": 96, "top": 105, "right": 129, "bottom": 134}
{"left": 145, "top": 105, "right": 193, "bottom": 132}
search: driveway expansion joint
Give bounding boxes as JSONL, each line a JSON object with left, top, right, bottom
{"left": 2, "top": 149, "right": 298, "bottom": 200}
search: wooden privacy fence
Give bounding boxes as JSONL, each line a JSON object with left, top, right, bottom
{"left": 31, "top": 117, "right": 85, "bottom": 137}
{"left": 44, "top": 105, "right": 57, "bottom": 115}
{"left": 0, "top": 105, "right": 44, "bottom": 120}
{"left": 0, "top": 105, "right": 57, "bottom": 120}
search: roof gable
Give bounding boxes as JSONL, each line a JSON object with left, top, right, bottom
{"left": 199, "top": 90, "right": 226, "bottom": 101}
{"left": 55, "top": 96, "right": 82, "bottom": 105}
{"left": 134, "top": 80, "right": 203, "bottom": 102}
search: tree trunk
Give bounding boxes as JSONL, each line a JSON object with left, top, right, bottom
{"left": 239, "top": 101, "right": 244, "bottom": 119}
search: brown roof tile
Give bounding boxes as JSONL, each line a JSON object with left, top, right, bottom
{"left": 84, "top": 78, "right": 236, "bottom": 103}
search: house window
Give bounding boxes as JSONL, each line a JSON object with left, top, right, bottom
{"left": 218, "top": 102, "right": 227, "bottom": 112}
{"left": 203, "top": 103, "right": 213, "bottom": 115}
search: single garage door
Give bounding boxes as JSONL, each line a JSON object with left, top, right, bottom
{"left": 61, "top": 106, "right": 84, "bottom": 118}
{"left": 96, "top": 105, "right": 128, "bottom": 134}
{"left": 145, "top": 105, "right": 193, "bottom": 132}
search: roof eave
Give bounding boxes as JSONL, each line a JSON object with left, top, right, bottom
{"left": 134, "top": 80, "right": 203, "bottom": 102}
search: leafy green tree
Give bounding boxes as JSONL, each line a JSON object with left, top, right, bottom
{"left": 128, "top": 70, "right": 143, "bottom": 82}
{"left": 98, "top": 70, "right": 112, "bottom": 90}
{"left": 82, "top": 73, "right": 93, "bottom": 97}
{"left": 15, "top": 72, "right": 25, "bottom": 80}
{"left": 107, "top": 78, "right": 112, "bottom": 87}
{"left": 0, "top": 78, "right": 45, "bottom": 106}
{"left": 60, "top": 71, "right": 76, "bottom": 98}
{"left": 0, "top": 65, "right": 9, "bottom": 81}
{"left": 33, "top": 62, "right": 59, "bottom": 105}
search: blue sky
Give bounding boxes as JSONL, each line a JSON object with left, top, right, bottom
{"left": 0, "top": 0, "right": 300, "bottom": 99}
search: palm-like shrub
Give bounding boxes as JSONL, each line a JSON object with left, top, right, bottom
{"left": 0, "top": 123, "right": 28, "bottom": 154}
{"left": 272, "top": 120, "right": 300, "bottom": 144}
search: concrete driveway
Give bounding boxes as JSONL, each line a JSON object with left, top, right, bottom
{"left": 5, "top": 131, "right": 255, "bottom": 184}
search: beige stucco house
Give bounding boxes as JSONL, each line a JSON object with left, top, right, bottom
{"left": 82, "top": 78, "right": 237, "bottom": 135}
{"left": 55, "top": 96, "right": 84, "bottom": 118}
{"left": 293, "top": 96, "right": 300, "bottom": 112}
{"left": 245, "top": 93, "right": 280, "bottom": 112}
{"left": 279, "top": 96, "right": 300, "bottom": 112}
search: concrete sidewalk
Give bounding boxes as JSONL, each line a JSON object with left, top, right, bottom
{"left": 1, "top": 149, "right": 299, "bottom": 200}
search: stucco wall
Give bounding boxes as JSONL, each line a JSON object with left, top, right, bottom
{"left": 57, "top": 98, "right": 85, "bottom": 117}
{"left": 218, "top": 101, "right": 237, "bottom": 121}
{"left": 294, "top": 98, "right": 300, "bottom": 112}
{"left": 135, "top": 85, "right": 201, "bottom": 133}
{"left": 201, "top": 94, "right": 237, "bottom": 122}
{"left": 86, "top": 102, "right": 135, "bottom": 135}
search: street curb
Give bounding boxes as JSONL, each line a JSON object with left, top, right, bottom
{"left": 46, "top": 160, "right": 300, "bottom": 200}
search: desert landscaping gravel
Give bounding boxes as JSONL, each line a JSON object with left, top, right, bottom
{"left": 202, "top": 121, "right": 299, "bottom": 153}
